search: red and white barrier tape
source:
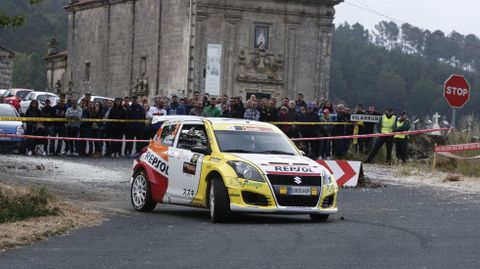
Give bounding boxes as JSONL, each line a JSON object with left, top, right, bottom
{"left": 435, "top": 142, "right": 480, "bottom": 153}
{"left": 0, "top": 133, "right": 150, "bottom": 143}
{"left": 290, "top": 128, "right": 451, "bottom": 141}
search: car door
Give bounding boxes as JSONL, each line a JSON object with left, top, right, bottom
{"left": 167, "top": 123, "right": 208, "bottom": 205}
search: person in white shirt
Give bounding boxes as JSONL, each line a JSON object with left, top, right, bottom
{"left": 147, "top": 97, "right": 167, "bottom": 119}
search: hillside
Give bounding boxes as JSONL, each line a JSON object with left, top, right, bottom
{"left": 330, "top": 22, "right": 479, "bottom": 118}
{"left": 0, "top": 0, "right": 69, "bottom": 89}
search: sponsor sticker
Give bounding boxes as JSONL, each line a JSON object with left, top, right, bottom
{"left": 144, "top": 150, "right": 170, "bottom": 176}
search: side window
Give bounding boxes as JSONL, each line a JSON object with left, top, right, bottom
{"left": 177, "top": 124, "right": 208, "bottom": 150}
{"left": 159, "top": 124, "right": 178, "bottom": 146}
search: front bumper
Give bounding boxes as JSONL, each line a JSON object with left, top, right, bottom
{"left": 230, "top": 205, "right": 338, "bottom": 214}
{"left": 225, "top": 176, "right": 338, "bottom": 215}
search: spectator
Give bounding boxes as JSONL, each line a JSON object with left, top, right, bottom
{"left": 147, "top": 97, "right": 167, "bottom": 119}
{"left": 319, "top": 109, "right": 333, "bottom": 159}
{"left": 24, "top": 100, "right": 42, "bottom": 156}
{"left": 366, "top": 108, "right": 397, "bottom": 164}
{"left": 277, "top": 106, "right": 295, "bottom": 138}
{"left": 297, "top": 105, "right": 320, "bottom": 159}
{"left": 40, "top": 99, "right": 53, "bottom": 155}
{"left": 394, "top": 111, "right": 411, "bottom": 164}
{"left": 204, "top": 97, "right": 221, "bottom": 117}
{"left": 189, "top": 100, "right": 207, "bottom": 116}
{"left": 333, "top": 104, "right": 351, "bottom": 159}
{"left": 230, "top": 97, "right": 245, "bottom": 118}
{"left": 364, "top": 105, "right": 381, "bottom": 153}
{"left": 295, "top": 93, "right": 307, "bottom": 112}
{"left": 260, "top": 100, "right": 277, "bottom": 122}
{"left": 287, "top": 101, "right": 298, "bottom": 121}
{"left": 106, "top": 97, "right": 126, "bottom": 157}
{"left": 353, "top": 104, "right": 367, "bottom": 155}
{"left": 91, "top": 102, "right": 105, "bottom": 157}
{"left": 244, "top": 101, "right": 260, "bottom": 121}
{"left": 125, "top": 96, "right": 146, "bottom": 156}
{"left": 78, "top": 99, "right": 92, "bottom": 156}
{"left": 167, "top": 95, "right": 186, "bottom": 115}
{"left": 49, "top": 98, "right": 67, "bottom": 155}
{"left": 65, "top": 98, "right": 83, "bottom": 156}
{"left": 221, "top": 104, "right": 232, "bottom": 117}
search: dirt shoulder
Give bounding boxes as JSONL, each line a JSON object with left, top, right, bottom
{"left": 0, "top": 155, "right": 132, "bottom": 251}
{"left": 363, "top": 163, "right": 480, "bottom": 194}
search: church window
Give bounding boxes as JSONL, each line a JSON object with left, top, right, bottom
{"left": 254, "top": 25, "right": 269, "bottom": 49}
{"left": 84, "top": 62, "right": 91, "bottom": 81}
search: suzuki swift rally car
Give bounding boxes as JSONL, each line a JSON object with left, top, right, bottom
{"left": 131, "top": 117, "right": 338, "bottom": 223}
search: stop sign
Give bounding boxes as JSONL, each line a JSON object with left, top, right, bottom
{"left": 444, "top": 74, "right": 470, "bottom": 108}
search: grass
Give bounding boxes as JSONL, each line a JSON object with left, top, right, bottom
{"left": 0, "top": 183, "right": 102, "bottom": 250}
{"left": 0, "top": 185, "right": 60, "bottom": 224}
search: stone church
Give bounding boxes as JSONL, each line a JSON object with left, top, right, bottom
{"left": 64, "top": 0, "right": 341, "bottom": 100}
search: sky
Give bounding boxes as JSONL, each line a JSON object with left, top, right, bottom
{"left": 335, "top": 0, "right": 480, "bottom": 37}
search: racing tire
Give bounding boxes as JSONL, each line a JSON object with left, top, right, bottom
{"left": 209, "top": 177, "right": 230, "bottom": 223}
{"left": 131, "top": 170, "right": 156, "bottom": 212}
{"left": 309, "top": 214, "right": 329, "bottom": 222}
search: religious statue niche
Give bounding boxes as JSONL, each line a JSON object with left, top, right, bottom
{"left": 132, "top": 56, "right": 149, "bottom": 96}
{"left": 237, "top": 46, "right": 284, "bottom": 85}
{"left": 133, "top": 72, "right": 149, "bottom": 96}
{"left": 254, "top": 26, "right": 269, "bottom": 49}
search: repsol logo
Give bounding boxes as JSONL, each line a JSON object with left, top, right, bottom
{"left": 145, "top": 151, "right": 170, "bottom": 175}
{"left": 274, "top": 166, "right": 313, "bottom": 173}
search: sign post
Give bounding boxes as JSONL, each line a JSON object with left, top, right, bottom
{"left": 443, "top": 74, "right": 470, "bottom": 128}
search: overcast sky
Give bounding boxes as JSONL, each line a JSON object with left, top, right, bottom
{"left": 335, "top": 0, "right": 480, "bottom": 37}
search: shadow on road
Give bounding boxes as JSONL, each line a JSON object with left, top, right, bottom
{"left": 143, "top": 205, "right": 339, "bottom": 225}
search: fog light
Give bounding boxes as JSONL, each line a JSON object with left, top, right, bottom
{"left": 311, "top": 187, "right": 318, "bottom": 196}
{"left": 279, "top": 186, "right": 287, "bottom": 195}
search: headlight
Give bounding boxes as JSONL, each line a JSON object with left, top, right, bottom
{"left": 16, "top": 126, "right": 24, "bottom": 135}
{"left": 227, "top": 161, "right": 264, "bottom": 182}
{"left": 323, "top": 173, "right": 333, "bottom": 185}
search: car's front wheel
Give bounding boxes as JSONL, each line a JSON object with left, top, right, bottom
{"left": 310, "top": 214, "right": 329, "bottom": 222}
{"left": 209, "top": 177, "right": 230, "bottom": 223}
{"left": 131, "top": 170, "right": 156, "bottom": 212}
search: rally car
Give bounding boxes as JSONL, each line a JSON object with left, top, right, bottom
{"left": 130, "top": 117, "right": 338, "bottom": 223}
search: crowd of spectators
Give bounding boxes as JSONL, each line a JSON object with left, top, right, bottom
{"left": 21, "top": 91, "right": 388, "bottom": 160}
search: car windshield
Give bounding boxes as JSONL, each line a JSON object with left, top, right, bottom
{"left": 37, "top": 94, "right": 54, "bottom": 103}
{"left": 0, "top": 106, "right": 19, "bottom": 117}
{"left": 214, "top": 130, "right": 298, "bottom": 155}
{"left": 16, "top": 91, "right": 31, "bottom": 98}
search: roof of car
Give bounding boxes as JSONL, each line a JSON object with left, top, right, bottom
{"left": 206, "top": 118, "right": 273, "bottom": 126}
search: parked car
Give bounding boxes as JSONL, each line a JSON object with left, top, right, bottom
{"left": 78, "top": 95, "right": 113, "bottom": 105}
{"left": 131, "top": 117, "right": 338, "bottom": 223}
{"left": 0, "top": 89, "right": 7, "bottom": 103}
{"left": 20, "top": 91, "right": 59, "bottom": 115}
{"left": 0, "top": 104, "right": 26, "bottom": 153}
{"left": 1, "top": 89, "right": 33, "bottom": 111}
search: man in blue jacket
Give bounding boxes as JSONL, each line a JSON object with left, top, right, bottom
{"left": 125, "top": 96, "right": 146, "bottom": 156}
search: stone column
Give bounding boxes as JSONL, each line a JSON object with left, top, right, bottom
{"left": 194, "top": 12, "right": 207, "bottom": 95}
{"left": 224, "top": 15, "right": 241, "bottom": 98}
{"left": 284, "top": 19, "right": 300, "bottom": 98}
{"left": 316, "top": 23, "right": 333, "bottom": 99}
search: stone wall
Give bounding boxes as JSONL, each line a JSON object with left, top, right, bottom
{"left": 0, "top": 46, "right": 14, "bottom": 89}
{"left": 66, "top": 0, "right": 338, "bottom": 100}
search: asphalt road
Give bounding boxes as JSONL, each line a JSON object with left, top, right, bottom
{"left": 1, "top": 157, "right": 480, "bottom": 269}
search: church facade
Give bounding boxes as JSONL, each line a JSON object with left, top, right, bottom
{"left": 65, "top": 0, "right": 341, "bottom": 100}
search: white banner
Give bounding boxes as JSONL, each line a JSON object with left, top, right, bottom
{"left": 350, "top": 114, "right": 381, "bottom": 123}
{"left": 206, "top": 44, "right": 222, "bottom": 96}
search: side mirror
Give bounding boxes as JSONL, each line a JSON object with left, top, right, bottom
{"left": 191, "top": 145, "right": 211, "bottom": 155}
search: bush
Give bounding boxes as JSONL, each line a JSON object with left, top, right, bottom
{"left": 0, "top": 186, "right": 60, "bottom": 224}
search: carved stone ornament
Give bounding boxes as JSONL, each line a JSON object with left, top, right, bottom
{"left": 237, "top": 47, "right": 284, "bottom": 85}
{"left": 133, "top": 72, "right": 149, "bottom": 96}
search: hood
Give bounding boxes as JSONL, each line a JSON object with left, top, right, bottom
{"left": 231, "top": 153, "right": 329, "bottom": 176}
{"left": 0, "top": 121, "right": 23, "bottom": 133}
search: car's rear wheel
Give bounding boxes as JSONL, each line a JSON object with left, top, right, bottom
{"left": 209, "top": 177, "right": 230, "bottom": 223}
{"left": 310, "top": 214, "right": 329, "bottom": 222}
{"left": 131, "top": 170, "right": 156, "bottom": 212}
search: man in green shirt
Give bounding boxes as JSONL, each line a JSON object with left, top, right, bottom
{"left": 204, "top": 97, "right": 221, "bottom": 117}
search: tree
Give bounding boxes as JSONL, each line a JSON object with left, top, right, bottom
{"left": 0, "top": 0, "right": 43, "bottom": 29}
{"left": 374, "top": 21, "right": 399, "bottom": 50}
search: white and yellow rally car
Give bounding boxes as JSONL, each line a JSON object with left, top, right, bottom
{"left": 131, "top": 117, "right": 338, "bottom": 222}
